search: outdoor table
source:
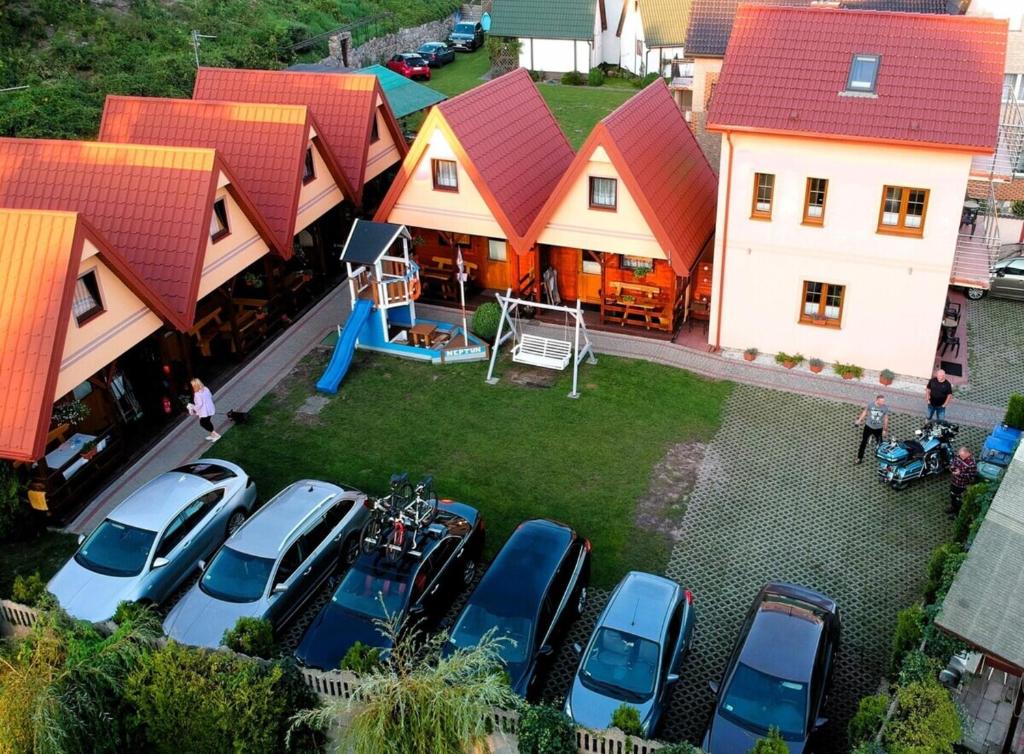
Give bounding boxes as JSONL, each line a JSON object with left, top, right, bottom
{"left": 409, "top": 322, "right": 438, "bottom": 348}
{"left": 45, "top": 433, "right": 97, "bottom": 479}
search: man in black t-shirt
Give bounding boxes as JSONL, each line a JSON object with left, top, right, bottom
{"left": 925, "top": 369, "right": 953, "bottom": 422}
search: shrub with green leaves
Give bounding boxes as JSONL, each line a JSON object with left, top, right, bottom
{"left": 561, "top": 71, "right": 585, "bottom": 86}
{"left": 634, "top": 72, "right": 661, "bottom": 88}
{"left": 657, "top": 744, "right": 706, "bottom": 754}
{"left": 850, "top": 742, "right": 888, "bottom": 754}
{"left": 751, "top": 727, "right": 789, "bottom": 753}
{"left": 471, "top": 301, "right": 502, "bottom": 342}
{"left": 0, "top": 460, "right": 27, "bottom": 542}
{"left": 924, "top": 543, "right": 962, "bottom": 603}
{"left": 889, "top": 604, "right": 923, "bottom": 676}
{"left": 223, "top": 616, "right": 276, "bottom": 659}
{"left": 882, "top": 680, "right": 960, "bottom": 754}
{"left": 952, "top": 482, "right": 990, "bottom": 543}
{"left": 11, "top": 571, "right": 47, "bottom": 606}
{"left": 112, "top": 600, "right": 157, "bottom": 627}
{"left": 339, "top": 641, "right": 383, "bottom": 673}
{"left": 517, "top": 704, "right": 578, "bottom": 754}
{"left": 898, "top": 650, "right": 940, "bottom": 686}
{"left": 1012, "top": 200, "right": 1024, "bottom": 219}
{"left": 587, "top": 68, "right": 605, "bottom": 86}
{"left": 1004, "top": 393, "right": 1024, "bottom": 430}
{"left": 610, "top": 703, "right": 642, "bottom": 736}
{"left": 849, "top": 694, "right": 889, "bottom": 747}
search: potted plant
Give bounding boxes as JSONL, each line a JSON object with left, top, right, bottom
{"left": 255, "top": 305, "right": 269, "bottom": 321}
{"left": 743, "top": 347, "right": 759, "bottom": 362}
{"left": 809, "top": 358, "right": 825, "bottom": 374}
{"left": 80, "top": 439, "right": 98, "bottom": 461}
{"left": 834, "top": 363, "right": 864, "bottom": 380}
{"left": 879, "top": 369, "right": 895, "bottom": 386}
{"left": 631, "top": 265, "right": 650, "bottom": 281}
{"left": 51, "top": 399, "right": 90, "bottom": 428}
{"left": 243, "top": 272, "right": 265, "bottom": 289}
{"left": 774, "top": 352, "right": 804, "bottom": 369}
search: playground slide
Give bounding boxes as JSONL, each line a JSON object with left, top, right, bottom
{"left": 316, "top": 298, "right": 373, "bottom": 394}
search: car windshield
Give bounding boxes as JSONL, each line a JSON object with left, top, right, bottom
{"left": 74, "top": 519, "right": 157, "bottom": 577}
{"left": 200, "top": 547, "right": 275, "bottom": 603}
{"left": 455, "top": 23, "right": 475, "bottom": 33}
{"left": 579, "top": 627, "right": 659, "bottom": 701}
{"left": 408, "top": 57, "right": 427, "bottom": 66}
{"left": 720, "top": 662, "right": 808, "bottom": 739}
{"left": 449, "top": 603, "right": 532, "bottom": 668}
{"left": 333, "top": 564, "right": 412, "bottom": 619}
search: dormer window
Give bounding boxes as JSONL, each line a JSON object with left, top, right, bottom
{"left": 73, "top": 270, "right": 104, "bottom": 326}
{"left": 302, "top": 147, "right": 316, "bottom": 184}
{"left": 846, "top": 54, "right": 880, "bottom": 93}
{"left": 210, "top": 198, "right": 230, "bottom": 242}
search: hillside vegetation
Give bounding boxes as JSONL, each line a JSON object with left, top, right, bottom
{"left": 0, "top": 0, "right": 458, "bottom": 138}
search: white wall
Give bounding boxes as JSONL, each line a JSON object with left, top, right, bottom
{"left": 709, "top": 132, "right": 973, "bottom": 378}
{"left": 519, "top": 38, "right": 595, "bottom": 73}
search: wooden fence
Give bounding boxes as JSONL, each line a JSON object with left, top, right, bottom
{"left": 1, "top": 600, "right": 669, "bottom": 753}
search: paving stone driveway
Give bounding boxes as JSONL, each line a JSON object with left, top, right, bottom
{"left": 966, "top": 298, "right": 1024, "bottom": 408}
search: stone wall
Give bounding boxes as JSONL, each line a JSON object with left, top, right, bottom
{"left": 321, "top": 17, "right": 457, "bottom": 69}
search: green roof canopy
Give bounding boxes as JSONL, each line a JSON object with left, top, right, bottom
{"left": 489, "top": 0, "right": 596, "bottom": 41}
{"left": 357, "top": 65, "right": 446, "bottom": 119}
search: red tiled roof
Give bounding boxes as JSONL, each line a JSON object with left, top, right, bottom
{"left": 193, "top": 68, "right": 406, "bottom": 204}
{"left": 527, "top": 80, "right": 718, "bottom": 275}
{"left": 99, "top": 96, "right": 342, "bottom": 257}
{"left": 0, "top": 138, "right": 272, "bottom": 328}
{"left": 968, "top": 180, "right": 1024, "bottom": 203}
{"left": 707, "top": 6, "right": 1007, "bottom": 152}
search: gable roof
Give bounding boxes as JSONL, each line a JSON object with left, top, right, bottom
{"left": 375, "top": 68, "right": 575, "bottom": 249}
{"left": 638, "top": 0, "right": 694, "bottom": 47}
{"left": 0, "top": 209, "right": 163, "bottom": 462}
{"left": 489, "top": 0, "right": 597, "bottom": 40}
{"left": 0, "top": 138, "right": 274, "bottom": 329}
{"left": 685, "top": 0, "right": 957, "bottom": 58}
{"left": 358, "top": 65, "right": 447, "bottom": 119}
{"left": 707, "top": 6, "right": 1007, "bottom": 152}
{"left": 193, "top": 67, "right": 407, "bottom": 204}
{"left": 527, "top": 80, "right": 717, "bottom": 275}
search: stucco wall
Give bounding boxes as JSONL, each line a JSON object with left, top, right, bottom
{"left": 199, "top": 179, "right": 271, "bottom": 298}
{"left": 519, "top": 38, "right": 595, "bottom": 73}
{"left": 56, "top": 240, "right": 163, "bottom": 397}
{"left": 364, "top": 97, "right": 403, "bottom": 183}
{"left": 534, "top": 146, "right": 665, "bottom": 259}
{"left": 709, "top": 132, "right": 972, "bottom": 378}
{"left": 383, "top": 123, "right": 506, "bottom": 239}
{"left": 296, "top": 136, "right": 345, "bottom": 234}
{"left": 691, "top": 56, "right": 722, "bottom": 114}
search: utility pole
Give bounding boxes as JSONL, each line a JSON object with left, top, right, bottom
{"left": 191, "top": 30, "right": 217, "bottom": 67}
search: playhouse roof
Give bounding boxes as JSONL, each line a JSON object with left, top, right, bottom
{"left": 340, "top": 219, "right": 410, "bottom": 266}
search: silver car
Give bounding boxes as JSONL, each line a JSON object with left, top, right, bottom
{"left": 48, "top": 460, "right": 257, "bottom": 622}
{"left": 162, "top": 480, "right": 368, "bottom": 648}
{"left": 966, "top": 244, "right": 1024, "bottom": 301}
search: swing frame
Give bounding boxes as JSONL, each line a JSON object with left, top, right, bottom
{"left": 484, "top": 288, "right": 597, "bottom": 398}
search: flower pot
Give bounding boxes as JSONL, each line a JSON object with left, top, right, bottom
{"left": 783, "top": 360, "right": 796, "bottom": 369}
{"left": 743, "top": 353, "right": 756, "bottom": 362}
{"left": 82, "top": 449, "right": 97, "bottom": 461}
{"left": 880, "top": 377, "right": 893, "bottom": 386}
{"left": 810, "top": 365, "right": 823, "bottom": 374}
{"left": 842, "top": 371, "right": 856, "bottom": 380}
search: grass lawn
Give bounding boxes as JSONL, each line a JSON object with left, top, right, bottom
{"left": 0, "top": 529, "right": 79, "bottom": 599}
{"left": 207, "top": 351, "right": 731, "bottom": 589}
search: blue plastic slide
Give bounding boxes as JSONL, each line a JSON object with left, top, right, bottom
{"left": 316, "top": 298, "right": 373, "bottom": 394}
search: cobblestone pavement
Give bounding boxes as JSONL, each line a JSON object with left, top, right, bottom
{"left": 965, "top": 298, "right": 1024, "bottom": 408}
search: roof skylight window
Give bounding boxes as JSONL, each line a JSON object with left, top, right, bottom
{"left": 846, "top": 54, "right": 880, "bottom": 93}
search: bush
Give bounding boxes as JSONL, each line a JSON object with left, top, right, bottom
{"left": 924, "top": 543, "right": 962, "bottom": 603}
{"left": 657, "top": 745, "right": 705, "bottom": 754}
{"left": 223, "top": 616, "right": 276, "bottom": 659}
{"left": 849, "top": 694, "right": 890, "bottom": 746}
{"left": 634, "top": 72, "right": 661, "bottom": 88}
{"left": 953, "top": 482, "right": 991, "bottom": 543}
{"left": 883, "top": 680, "right": 961, "bottom": 754}
{"left": 610, "top": 703, "right": 642, "bottom": 736}
{"left": 751, "top": 727, "right": 789, "bottom": 753}
{"left": 11, "top": 571, "right": 47, "bottom": 606}
{"left": 113, "top": 600, "right": 156, "bottom": 627}
{"left": 560, "top": 70, "right": 585, "bottom": 86}
{"left": 517, "top": 704, "right": 578, "bottom": 754}
{"left": 1005, "top": 393, "right": 1024, "bottom": 430}
{"left": 126, "top": 642, "right": 321, "bottom": 754}
{"left": 890, "top": 604, "right": 924, "bottom": 675}
{"left": 587, "top": 68, "right": 605, "bottom": 86}
{"left": 0, "top": 460, "right": 27, "bottom": 542}
{"left": 851, "top": 743, "right": 888, "bottom": 754}
{"left": 339, "top": 641, "right": 383, "bottom": 673}
{"left": 471, "top": 301, "right": 502, "bottom": 342}
{"left": 528, "top": 69, "right": 543, "bottom": 82}
{"left": 1012, "top": 200, "right": 1024, "bottom": 219}
{"left": 898, "top": 650, "right": 941, "bottom": 686}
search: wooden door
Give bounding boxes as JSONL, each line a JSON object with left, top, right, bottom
{"left": 578, "top": 251, "right": 603, "bottom": 305}
{"left": 480, "top": 238, "right": 510, "bottom": 290}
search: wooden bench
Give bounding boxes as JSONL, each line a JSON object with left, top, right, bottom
{"left": 512, "top": 333, "right": 573, "bottom": 370}
{"left": 602, "top": 282, "right": 671, "bottom": 331}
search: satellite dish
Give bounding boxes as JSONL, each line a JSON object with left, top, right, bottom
{"left": 481, "top": 12, "right": 491, "bottom": 32}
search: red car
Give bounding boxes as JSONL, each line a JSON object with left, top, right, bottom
{"left": 386, "top": 53, "right": 431, "bottom": 80}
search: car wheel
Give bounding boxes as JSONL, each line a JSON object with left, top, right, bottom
{"left": 461, "top": 558, "right": 477, "bottom": 586}
{"left": 575, "top": 586, "right": 588, "bottom": 616}
{"left": 965, "top": 287, "right": 987, "bottom": 301}
{"left": 341, "top": 533, "right": 361, "bottom": 567}
{"left": 360, "top": 518, "right": 383, "bottom": 554}
{"left": 891, "top": 479, "right": 907, "bottom": 491}
{"left": 226, "top": 509, "right": 247, "bottom": 537}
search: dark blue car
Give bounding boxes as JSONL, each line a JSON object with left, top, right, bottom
{"left": 445, "top": 519, "right": 591, "bottom": 698}
{"left": 703, "top": 582, "right": 841, "bottom": 754}
{"left": 293, "top": 501, "right": 484, "bottom": 670}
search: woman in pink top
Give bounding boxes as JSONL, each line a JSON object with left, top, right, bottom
{"left": 188, "top": 378, "right": 220, "bottom": 442}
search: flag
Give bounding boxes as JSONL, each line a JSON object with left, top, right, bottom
{"left": 456, "top": 248, "right": 468, "bottom": 283}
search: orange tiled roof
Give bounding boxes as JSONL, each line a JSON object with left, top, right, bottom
{"left": 193, "top": 67, "right": 406, "bottom": 204}
{"left": 968, "top": 180, "right": 1024, "bottom": 203}
{"left": 99, "top": 96, "right": 345, "bottom": 257}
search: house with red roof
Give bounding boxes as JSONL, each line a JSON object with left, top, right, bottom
{"left": 706, "top": 6, "right": 1007, "bottom": 379}
{"left": 525, "top": 79, "right": 717, "bottom": 332}
{"left": 374, "top": 68, "right": 574, "bottom": 298}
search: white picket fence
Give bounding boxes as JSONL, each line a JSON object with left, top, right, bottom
{"left": 1, "top": 600, "right": 670, "bottom": 754}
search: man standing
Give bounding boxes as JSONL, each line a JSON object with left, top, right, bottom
{"left": 948, "top": 447, "right": 977, "bottom": 518}
{"left": 855, "top": 394, "right": 891, "bottom": 464}
{"left": 925, "top": 369, "right": 953, "bottom": 422}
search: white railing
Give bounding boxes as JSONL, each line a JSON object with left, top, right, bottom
{"left": 952, "top": 233, "right": 998, "bottom": 288}
{"left": 971, "top": 85, "right": 1024, "bottom": 181}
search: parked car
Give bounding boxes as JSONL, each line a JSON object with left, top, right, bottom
{"left": 966, "top": 244, "right": 1024, "bottom": 301}
{"left": 445, "top": 519, "right": 591, "bottom": 698}
{"left": 47, "top": 460, "right": 257, "bottom": 622}
{"left": 565, "top": 572, "right": 696, "bottom": 737}
{"left": 386, "top": 53, "right": 431, "bottom": 80}
{"left": 703, "top": 582, "right": 841, "bottom": 754}
{"left": 447, "top": 21, "right": 484, "bottom": 52}
{"left": 293, "top": 500, "right": 484, "bottom": 670}
{"left": 162, "top": 480, "right": 368, "bottom": 648}
{"left": 417, "top": 42, "right": 455, "bottom": 67}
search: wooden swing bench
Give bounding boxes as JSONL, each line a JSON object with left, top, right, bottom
{"left": 512, "top": 333, "right": 573, "bottom": 370}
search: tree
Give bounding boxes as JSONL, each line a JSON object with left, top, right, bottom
{"left": 291, "top": 614, "right": 518, "bottom": 754}
{"left": 883, "top": 680, "right": 960, "bottom": 754}
{"left": 750, "top": 727, "right": 789, "bottom": 754}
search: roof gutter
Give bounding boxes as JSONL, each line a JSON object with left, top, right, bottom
{"left": 713, "top": 130, "right": 733, "bottom": 352}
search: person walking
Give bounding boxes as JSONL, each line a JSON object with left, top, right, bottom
{"left": 947, "top": 447, "right": 977, "bottom": 518}
{"left": 188, "top": 378, "right": 220, "bottom": 442}
{"left": 855, "top": 394, "right": 891, "bottom": 464}
{"left": 925, "top": 369, "right": 953, "bottom": 422}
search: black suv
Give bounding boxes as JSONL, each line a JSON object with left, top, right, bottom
{"left": 293, "top": 500, "right": 484, "bottom": 670}
{"left": 446, "top": 519, "right": 591, "bottom": 697}
{"left": 704, "top": 582, "right": 841, "bottom": 754}
{"left": 447, "top": 21, "right": 484, "bottom": 52}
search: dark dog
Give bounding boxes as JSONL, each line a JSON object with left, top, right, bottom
{"left": 226, "top": 409, "right": 250, "bottom": 424}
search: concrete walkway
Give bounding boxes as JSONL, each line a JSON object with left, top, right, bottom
{"left": 68, "top": 294, "right": 1004, "bottom": 533}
